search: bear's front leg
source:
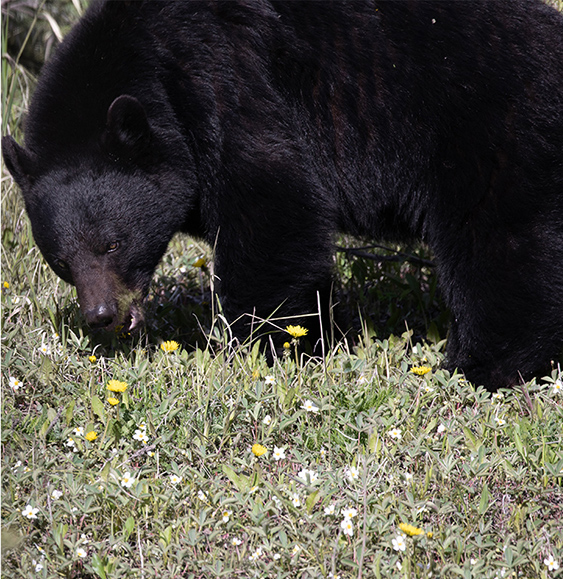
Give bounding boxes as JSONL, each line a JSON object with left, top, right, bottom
{"left": 437, "top": 228, "right": 563, "bottom": 391}
{"left": 211, "top": 179, "right": 337, "bottom": 350}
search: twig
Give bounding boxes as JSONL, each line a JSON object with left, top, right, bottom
{"left": 336, "top": 244, "right": 435, "bottom": 268}
{"left": 137, "top": 525, "right": 145, "bottom": 579}
{"left": 44, "top": 406, "right": 63, "bottom": 437}
{"left": 130, "top": 444, "right": 156, "bottom": 461}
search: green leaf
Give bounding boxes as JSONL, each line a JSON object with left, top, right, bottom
{"left": 222, "top": 464, "right": 242, "bottom": 491}
{"left": 124, "top": 516, "right": 135, "bottom": 539}
{"left": 90, "top": 553, "right": 107, "bottom": 579}
{"left": 462, "top": 426, "right": 476, "bottom": 446}
{"left": 250, "top": 340, "right": 262, "bottom": 367}
{"left": 39, "top": 419, "right": 51, "bottom": 439}
{"left": 462, "top": 426, "right": 482, "bottom": 452}
{"left": 47, "top": 406, "right": 58, "bottom": 423}
{"left": 368, "top": 431, "right": 380, "bottom": 454}
{"left": 186, "top": 528, "right": 198, "bottom": 545}
{"left": 427, "top": 321, "right": 441, "bottom": 344}
{"left": 99, "top": 461, "right": 111, "bottom": 482}
{"left": 513, "top": 427, "right": 526, "bottom": 458}
{"left": 160, "top": 525, "right": 173, "bottom": 546}
{"left": 65, "top": 400, "right": 76, "bottom": 426}
{"left": 2, "top": 227, "right": 15, "bottom": 248}
{"left": 283, "top": 387, "right": 297, "bottom": 410}
{"left": 91, "top": 395, "right": 105, "bottom": 421}
{"left": 306, "top": 490, "right": 320, "bottom": 515}
{"left": 39, "top": 355, "right": 52, "bottom": 380}
{"left": 478, "top": 483, "right": 490, "bottom": 515}
{"left": 504, "top": 544, "right": 513, "bottom": 566}
{"left": 52, "top": 523, "right": 68, "bottom": 555}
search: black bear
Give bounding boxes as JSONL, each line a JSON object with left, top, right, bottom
{"left": 2, "top": 0, "right": 563, "bottom": 390}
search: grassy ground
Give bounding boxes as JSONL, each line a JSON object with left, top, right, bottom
{"left": 2, "top": 2, "right": 562, "bottom": 578}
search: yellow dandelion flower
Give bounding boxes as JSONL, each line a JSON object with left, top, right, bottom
{"left": 107, "top": 380, "right": 128, "bottom": 393}
{"left": 399, "top": 522, "right": 424, "bottom": 536}
{"left": 3, "top": 281, "right": 9, "bottom": 289}
{"left": 252, "top": 369, "right": 260, "bottom": 380}
{"left": 283, "top": 342, "right": 291, "bottom": 349}
{"left": 108, "top": 397, "right": 120, "bottom": 406}
{"left": 252, "top": 443, "right": 267, "bottom": 457}
{"left": 85, "top": 431, "right": 98, "bottom": 441}
{"left": 285, "top": 325, "right": 308, "bottom": 338}
{"left": 160, "top": 340, "right": 180, "bottom": 353}
{"left": 88, "top": 355, "right": 97, "bottom": 363}
{"left": 410, "top": 366, "right": 432, "bottom": 376}
{"left": 193, "top": 257, "right": 207, "bottom": 268}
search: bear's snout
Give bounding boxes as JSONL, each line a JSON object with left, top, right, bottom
{"left": 83, "top": 302, "right": 118, "bottom": 330}
{"left": 72, "top": 263, "right": 144, "bottom": 333}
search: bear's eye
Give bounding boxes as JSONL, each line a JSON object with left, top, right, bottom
{"left": 107, "top": 241, "right": 119, "bottom": 253}
{"left": 54, "top": 258, "right": 69, "bottom": 271}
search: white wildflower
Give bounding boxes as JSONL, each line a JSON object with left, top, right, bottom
{"left": 301, "top": 400, "right": 319, "bottom": 413}
{"left": 121, "top": 472, "right": 135, "bottom": 488}
{"left": 341, "top": 506, "right": 358, "bottom": 520}
{"left": 345, "top": 465, "right": 359, "bottom": 481}
{"left": 9, "top": 377, "right": 22, "bottom": 391}
{"left": 544, "top": 555, "right": 560, "bottom": 571}
{"left": 392, "top": 533, "right": 407, "bottom": 552}
{"left": 340, "top": 518, "right": 354, "bottom": 536}
{"left": 272, "top": 446, "right": 286, "bottom": 461}
{"left": 22, "top": 505, "right": 39, "bottom": 519}
{"left": 324, "top": 503, "right": 336, "bottom": 516}
{"left": 388, "top": 428, "right": 402, "bottom": 440}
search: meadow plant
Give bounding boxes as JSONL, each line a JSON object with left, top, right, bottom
{"left": 2, "top": 2, "right": 563, "bottom": 577}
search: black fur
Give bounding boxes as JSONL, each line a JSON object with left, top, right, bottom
{"left": 2, "top": 0, "right": 563, "bottom": 389}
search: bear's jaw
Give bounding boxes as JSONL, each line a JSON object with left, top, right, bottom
{"left": 126, "top": 303, "right": 144, "bottom": 333}
{"left": 110, "top": 298, "right": 145, "bottom": 335}
{"left": 93, "top": 302, "right": 144, "bottom": 335}
{"left": 78, "top": 279, "right": 146, "bottom": 334}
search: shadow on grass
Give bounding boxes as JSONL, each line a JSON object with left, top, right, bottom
{"left": 52, "top": 241, "right": 451, "bottom": 363}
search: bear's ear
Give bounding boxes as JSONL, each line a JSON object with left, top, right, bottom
{"left": 1, "top": 135, "right": 37, "bottom": 189}
{"left": 102, "top": 95, "right": 151, "bottom": 161}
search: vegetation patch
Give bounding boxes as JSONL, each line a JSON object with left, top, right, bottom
{"left": 2, "top": 1, "right": 562, "bottom": 577}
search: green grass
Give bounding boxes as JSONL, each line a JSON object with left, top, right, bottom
{"left": 2, "top": 2, "right": 563, "bottom": 578}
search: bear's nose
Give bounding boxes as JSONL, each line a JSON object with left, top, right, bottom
{"left": 84, "top": 304, "right": 116, "bottom": 329}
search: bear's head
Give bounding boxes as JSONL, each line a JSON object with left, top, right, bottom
{"left": 2, "top": 95, "right": 190, "bottom": 333}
